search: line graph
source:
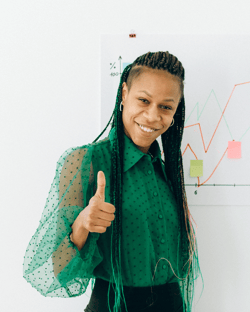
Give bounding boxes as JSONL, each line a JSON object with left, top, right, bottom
{"left": 181, "top": 81, "right": 250, "bottom": 188}
{"left": 180, "top": 75, "right": 250, "bottom": 204}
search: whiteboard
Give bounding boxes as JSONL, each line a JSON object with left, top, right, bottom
{"left": 101, "top": 34, "right": 250, "bottom": 206}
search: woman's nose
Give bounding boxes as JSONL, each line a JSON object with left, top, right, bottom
{"left": 145, "top": 106, "right": 161, "bottom": 120}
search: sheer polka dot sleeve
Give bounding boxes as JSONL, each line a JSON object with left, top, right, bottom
{"left": 23, "top": 144, "right": 103, "bottom": 298}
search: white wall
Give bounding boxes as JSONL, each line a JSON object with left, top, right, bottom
{"left": 1, "top": 1, "right": 250, "bottom": 311}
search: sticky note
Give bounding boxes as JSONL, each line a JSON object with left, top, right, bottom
{"left": 190, "top": 160, "right": 203, "bottom": 177}
{"left": 227, "top": 141, "right": 241, "bottom": 158}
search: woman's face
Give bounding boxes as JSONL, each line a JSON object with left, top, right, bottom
{"left": 121, "top": 69, "right": 182, "bottom": 154}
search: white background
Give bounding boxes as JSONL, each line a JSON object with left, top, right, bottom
{"left": 1, "top": 1, "right": 250, "bottom": 311}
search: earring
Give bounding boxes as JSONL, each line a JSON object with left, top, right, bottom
{"left": 120, "top": 101, "right": 123, "bottom": 111}
{"left": 170, "top": 118, "right": 174, "bottom": 126}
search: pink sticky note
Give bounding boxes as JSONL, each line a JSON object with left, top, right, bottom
{"left": 227, "top": 141, "right": 241, "bottom": 158}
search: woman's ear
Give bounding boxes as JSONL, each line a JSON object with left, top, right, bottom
{"left": 122, "top": 82, "right": 128, "bottom": 101}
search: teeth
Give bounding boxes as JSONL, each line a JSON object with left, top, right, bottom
{"left": 138, "top": 123, "right": 155, "bottom": 132}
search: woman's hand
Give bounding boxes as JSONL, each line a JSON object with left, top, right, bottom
{"left": 80, "top": 171, "right": 116, "bottom": 233}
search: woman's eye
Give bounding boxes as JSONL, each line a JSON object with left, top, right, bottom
{"left": 139, "top": 98, "right": 171, "bottom": 110}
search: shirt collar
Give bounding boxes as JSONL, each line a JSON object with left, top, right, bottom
{"left": 108, "top": 127, "right": 166, "bottom": 178}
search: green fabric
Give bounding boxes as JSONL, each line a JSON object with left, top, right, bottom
{"left": 23, "top": 127, "right": 185, "bottom": 297}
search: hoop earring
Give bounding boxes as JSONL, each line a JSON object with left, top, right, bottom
{"left": 170, "top": 118, "right": 174, "bottom": 126}
{"left": 120, "top": 101, "right": 123, "bottom": 111}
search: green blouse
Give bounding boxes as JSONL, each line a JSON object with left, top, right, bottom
{"left": 23, "top": 127, "right": 183, "bottom": 298}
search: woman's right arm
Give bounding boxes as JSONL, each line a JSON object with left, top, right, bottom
{"left": 23, "top": 145, "right": 103, "bottom": 298}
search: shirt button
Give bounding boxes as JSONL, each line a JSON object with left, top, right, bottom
{"left": 161, "top": 238, "right": 165, "bottom": 244}
{"left": 163, "top": 265, "right": 167, "bottom": 269}
{"left": 147, "top": 170, "right": 152, "bottom": 175}
{"left": 153, "top": 192, "right": 157, "bottom": 196}
{"left": 158, "top": 214, "right": 163, "bottom": 219}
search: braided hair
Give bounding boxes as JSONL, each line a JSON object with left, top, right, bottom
{"left": 92, "top": 51, "right": 203, "bottom": 312}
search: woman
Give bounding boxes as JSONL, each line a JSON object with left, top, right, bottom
{"left": 23, "top": 51, "right": 203, "bottom": 312}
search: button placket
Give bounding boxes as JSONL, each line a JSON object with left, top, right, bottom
{"left": 147, "top": 159, "right": 168, "bottom": 276}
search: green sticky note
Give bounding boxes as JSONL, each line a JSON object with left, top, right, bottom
{"left": 190, "top": 160, "right": 203, "bottom": 177}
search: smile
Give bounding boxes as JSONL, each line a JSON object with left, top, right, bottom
{"left": 136, "top": 122, "right": 158, "bottom": 134}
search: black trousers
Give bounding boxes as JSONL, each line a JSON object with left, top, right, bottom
{"left": 84, "top": 278, "right": 185, "bottom": 312}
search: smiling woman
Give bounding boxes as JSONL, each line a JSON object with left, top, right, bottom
{"left": 23, "top": 51, "right": 202, "bottom": 312}
{"left": 121, "top": 69, "right": 182, "bottom": 154}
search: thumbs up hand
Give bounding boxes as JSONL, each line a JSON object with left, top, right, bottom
{"left": 80, "top": 171, "right": 116, "bottom": 233}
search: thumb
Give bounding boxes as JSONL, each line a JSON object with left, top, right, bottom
{"left": 95, "top": 171, "right": 106, "bottom": 201}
